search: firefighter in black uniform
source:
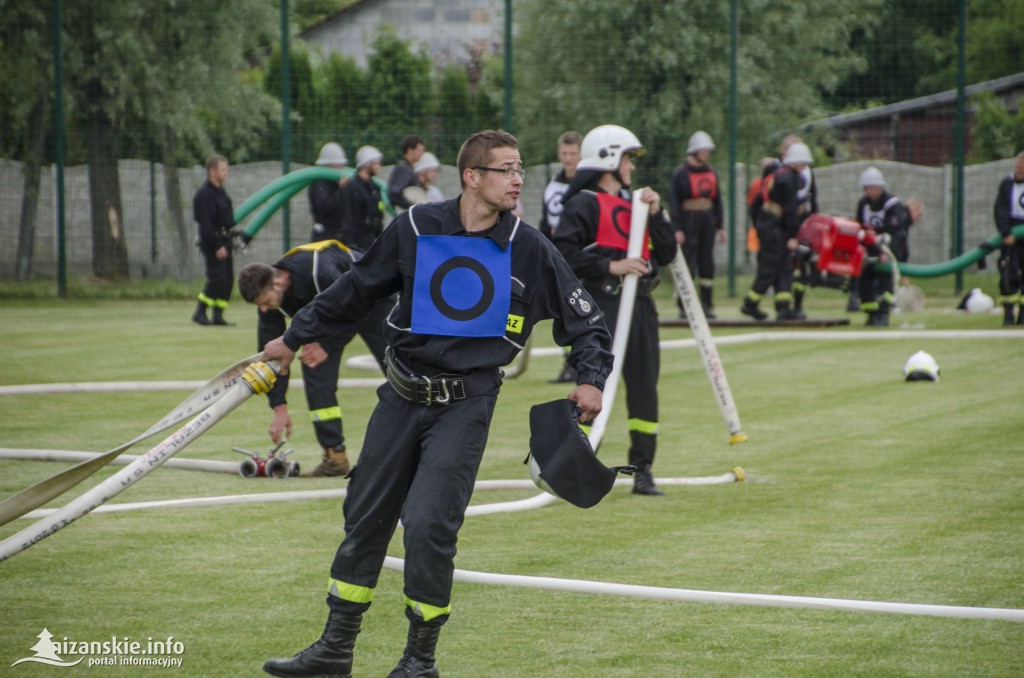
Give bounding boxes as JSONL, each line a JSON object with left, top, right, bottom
{"left": 260, "top": 130, "right": 613, "bottom": 678}
{"left": 669, "top": 130, "right": 724, "bottom": 318}
{"left": 553, "top": 124, "right": 678, "bottom": 497}
{"left": 994, "top": 151, "right": 1024, "bottom": 325}
{"left": 541, "top": 131, "right": 583, "bottom": 384}
{"left": 855, "top": 166, "right": 917, "bottom": 327}
{"left": 337, "top": 146, "right": 386, "bottom": 253}
{"left": 237, "top": 241, "right": 390, "bottom": 477}
{"left": 308, "top": 142, "right": 350, "bottom": 243}
{"left": 192, "top": 154, "right": 235, "bottom": 326}
{"left": 788, "top": 147, "right": 818, "bottom": 320}
{"left": 741, "top": 142, "right": 814, "bottom": 321}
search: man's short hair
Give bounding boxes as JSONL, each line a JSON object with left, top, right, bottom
{"left": 237, "top": 262, "right": 276, "bottom": 303}
{"left": 557, "top": 131, "right": 582, "bottom": 148}
{"left": 456, "top": 130, "right": 519, "bottom": 189}
{"left": 401, "top": 135, "right": 424, "bottom": 155}
{"left": 206, "top": 154, "right": 227, "bottom": 172}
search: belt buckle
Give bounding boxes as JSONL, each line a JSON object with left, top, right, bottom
{"left": 423, "top": 375, "right": 451, "bottom": 406}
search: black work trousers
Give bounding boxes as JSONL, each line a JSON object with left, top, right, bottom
{"left": 200, "top": 248, "right": 233, "bottom": 304}
{"left": 681, "top": 211, "right": 718, "bottom": 282}
{"left": 327, "top": 382, "right": 498, "bottom": 614}
{"left": 590, "top": 287, "right": 660, "bottom": 467}
{"left": 304, "top": 299, "right": 392, "bottom": 450}
{"left": 751, "top": 223, "right": 792, "bottom": 296}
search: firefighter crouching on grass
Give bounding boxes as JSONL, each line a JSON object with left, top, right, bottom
{"left": 855, "top": 166, "right": 920, "bottom": 327}
{"left": 553, "top": 124, "right": 678, "bottom": 497}
{"left": 741, "top": 142, "right": 815, "bottom": 321}
{"left": 259, "top": 130, "right": 613, "bottom": 678}
{"left": 237, "top": 242, "right": 390, "bottom": 477}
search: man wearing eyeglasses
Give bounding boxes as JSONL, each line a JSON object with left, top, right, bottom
{"left": 260, "top": 130, "right": 613, "bottom": 678}
{"left": 553, "top": 124, "right": 678, "bottom": 497}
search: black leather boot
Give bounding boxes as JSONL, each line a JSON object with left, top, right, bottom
{"left": 631, "top": 465, "right": 664, "bottom": 496}
{"left": 740, "top": 296, "right": 767, "bottom": 321}
{"left": 263, "top": 611, "right": 361, "bottom": 677}
{"left": 211, "top": 307, "right": 234, "bottom": 326}
{"left": 775, "top": 300, "right": 801, "bottom": 321}
{"left": 387, "top": 610, "right": 442, "bottom": 678}
{"left": 792, "top": 289, "right": 807, "bottom": 320}
{"left": 628, "top": 431, "right": 663, "bottom": 496}
{"left": 191, "top": 301, "right": 211, "bottom": 326}
{"left": 699, "top": 285, "right": 715, "bottom": 319}
{"left": 1003, "top": 303, "right": 1016, "bottom": 326}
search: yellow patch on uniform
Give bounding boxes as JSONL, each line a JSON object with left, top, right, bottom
{"left": 506, "top": 314, "right": 525, "bottom": 334}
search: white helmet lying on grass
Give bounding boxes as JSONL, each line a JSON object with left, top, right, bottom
{"left": 903, "top": 351, "right": 940, "bottom": 382}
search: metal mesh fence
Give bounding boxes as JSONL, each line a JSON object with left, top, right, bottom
{"left": 1, "top": 0, "right": 1021, "bottom": 286}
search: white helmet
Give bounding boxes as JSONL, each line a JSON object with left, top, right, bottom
{"left": 687, "top": 130, "right": 715, "bottom": 155}
{"left": 527, "top": 455, "right": 557, "bottom": 497}
{"left": 355, "top": 145, "right": 383, "bottom": 169}
{"left": 414, "top": 151, "right": 440, "bottom": 174}
{"left": 783, "top": 142, "right": 814, "bottom": 166}
{"left": 316, "top": 142, "right": 348, "bottom": 166}
{"left": 859, "top": 166, "right": 887, "bottom": 188}
{"left": 577, "top": 124, "right": 645, "bottom": 172}
{"left": 903, "top": 350, "right": 940, "bottom": 382}
{"left": 964, "top": 288, "right": 995, "bottom": 314}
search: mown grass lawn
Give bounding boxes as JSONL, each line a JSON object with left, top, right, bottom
{"left": 1, "top": 281, "right": 1021, "bottom": 677}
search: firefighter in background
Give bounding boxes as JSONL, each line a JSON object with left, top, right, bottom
{"left": 237, "top": 241, "right": 390, "bottom": 477}
{"left": 308, "top": 142, "right": 350, "bottom": 243}
{"left": 192, "top": 154, "right": 236, "bottom": 326}
{"left": 541, "top": 131, "right": 583, "bottom": 384}
{"left": 669, "top": 131, "right": 724, "bottom": 318}
{"left": 553, "top": 124, "right": 678, "bottom": 496}
{"left": 788, "top": 144, "right": 819, "bottom": 320}
{"left": 994, "top": 151, "right": 1024, "bottom": 325}
{"left": 741, "top": 142, "right": 814, "bottom": 321}
{"left": 855, "top": 166, "right": 920, "bottom": 327}
{"left": 337, "top": 145, "right": 386, "bottom": 253}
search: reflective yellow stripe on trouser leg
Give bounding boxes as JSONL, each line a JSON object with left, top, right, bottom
{"left": 310, "top": 406, "right": 342, "bottom": 424}
{"left": 628, "top": 419, "right": 658, "bottom": 435}
{"left": 403, "top": 594, "right": 451, "bottom": 622}
{"left": 328, "top": 578, "right": 374, "bottom": 604}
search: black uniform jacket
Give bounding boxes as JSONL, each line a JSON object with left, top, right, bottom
{"left": 193, "top": 180, "right": 234, "bottom": 254}
{"left": 338, "top": 176, "right": 384, "bottom": 252}
{"left": 994, "top": 174, "right": 1024, "bottom": 236}
{"left": 553, "top": 188, "right": 678, "bottom": 288}
{"left": 308, "top": 179, "right": 347, "bottom": 238}
{"left": 261, "top": 243, "right": 356, "bottom": 408}
{"left": 283, "top": 198, "right": 613, "bottom": 390}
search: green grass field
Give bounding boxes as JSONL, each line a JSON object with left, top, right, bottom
{"left": 1, "top": 280, "right": 1022, "bottom": 677}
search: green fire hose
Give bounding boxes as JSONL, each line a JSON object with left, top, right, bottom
{"left": 875, "top": 223, "right": 1024, "bottom": 278}
{"left": 234, "top": 167, "right": 394, "bottom": 242}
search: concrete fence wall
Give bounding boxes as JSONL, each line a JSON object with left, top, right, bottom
{"left": 0, "top": 157, "right": 1014, "bottom": 280}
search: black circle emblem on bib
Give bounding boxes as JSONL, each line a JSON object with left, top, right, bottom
{"left": 610, "top": 205, "right": 631, "bottom": 240}
{"left": 430, "top": 256, "right": 496, "bottom": 321}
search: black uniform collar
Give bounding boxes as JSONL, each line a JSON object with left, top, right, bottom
{"left": 440, "top": 196, "right": 517, "bottom": 251}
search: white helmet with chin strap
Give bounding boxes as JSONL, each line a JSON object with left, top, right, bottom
{"left": 859, "top": 166, "right": 887, "bottom": 187}
{"left": 577, "top": 124, "right": 645, "bottom": 172}
{"left": 783, "top": 142, "right": 814, "bottom": 166}
{"left": 687, "top": 130, "right": 715, "bottom": 155}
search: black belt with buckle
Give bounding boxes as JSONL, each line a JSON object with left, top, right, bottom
{"left": 385, "top": 348, "right": 497, "bottom": 406}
